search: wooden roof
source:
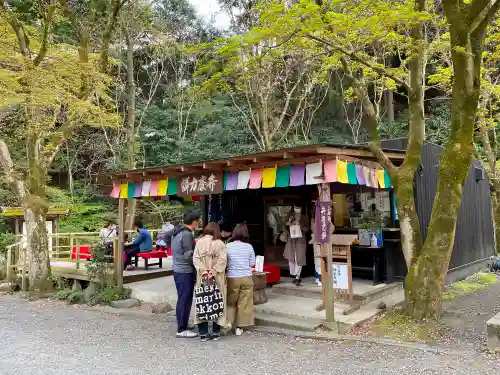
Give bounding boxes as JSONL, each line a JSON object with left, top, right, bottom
{"left": 102, "top": 144, "right": 405, "bottom": 184}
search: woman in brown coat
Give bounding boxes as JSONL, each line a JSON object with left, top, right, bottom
{"left": 193, "top": 222, "right": 228, "bottom": 341}
{"left": 283, "top": 205, "right": 309, "bottom": 286}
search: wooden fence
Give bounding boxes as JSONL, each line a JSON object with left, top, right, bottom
{"left": 4, "top": 229, "right": 162, "bottom": 290}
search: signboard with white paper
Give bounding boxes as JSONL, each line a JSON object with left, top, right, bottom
{"left": 332, "top": 263, "right": 349, "bottom": 290}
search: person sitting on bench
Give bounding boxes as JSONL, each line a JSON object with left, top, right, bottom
{"left": 124, "top": 220, "right": 152, "bottom": 270}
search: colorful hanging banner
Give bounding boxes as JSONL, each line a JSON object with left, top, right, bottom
{"left": 134, "top": 182, "right": 143, "bottom": 198}
{"left": 150, "top": 181, "right": 160, "bottom": 197}
{"left": 275, "top": 166, "right": 291, "bottom": 187}
{"left": 142, "top": 180, "right": 152, "bottom": 197}
{"left": 223, "top": 171, "right": 228, "bottom": 191}
{"left": 355, "top": 164, "right": 366, "bottom": 185}
{"left": 337, "top": 160, "right": 348, "bottom": 184}
{"left": 262, "top": 165, "right": 277, "bottom": 188}
{"left": 376, "top": 170, "right": 386, "bottom": 188}
{"left": 370, "top": 169, "right": 378, "bottom": 188}
{"left": 237, "top": 170, "right": 251, "bottom": 190}
{"left": 363, "top": 166, "right": 372, "bottom": 187}
{"left": 178, "top": 173, "right": 223, "bottom": 196}
{"left": 110, "top": 184, "right": 120, "bottom": 198}
{"left": 347, "top": 163, "right": 358, "bottom": 184}
{"left": 306, "top": 162, "right": 323, "bottom": 185}
{"left": 168, "top": 179, "right": 178, "bottom": 195}
{"left": 323, "top": 160, "right": 338, "bottom": 183}
{"left": 290, "top": 165, "right": 305, "bottom": 186}
{"left": 225, "top": 172, "right": 238, "bottom": 191}
{"left": 249, "top": 169, "right": 263, "bottom": 189}
{"left": 119, "top": 184, "right": 128, "bottom": 199}
{"left": 158, "top": 179, "right": 168, "bottom": 196}
{"left": 384, "top": 170, "right": 392, "bottom": 188}
{"left": 127, "top": 183, "right": 136, "bottom": 199}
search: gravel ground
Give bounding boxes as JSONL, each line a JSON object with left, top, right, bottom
{"left": 441, "top": 281, "right": 500, "bottom": 348}
{"left": 0, "top": 295, "right": 498, "bottom": 375}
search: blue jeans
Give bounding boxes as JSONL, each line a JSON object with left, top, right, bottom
{"left": 174, "top": 272, "right": 195, "bottom": 333}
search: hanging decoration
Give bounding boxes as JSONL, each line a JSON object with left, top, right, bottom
{"left": 275, "top": 165, "right": 291, "bottom": 187}
{"left": 262, "top": 165, "right": 278, "bottom": 188}
{"left": 306, "top": 162, "right": 323, "bottom": 185}
{"left": 249, "top": 169, "right": 263, "bottom": 189}
{"left": 110, "top": 157, "right": 394, "bottom": 199}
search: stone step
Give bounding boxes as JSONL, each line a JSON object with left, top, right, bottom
{"left": 271, "top": 280, "right": 403, "bottom": 306}
{"left": 487, "top": 312, "right": 500, "bottom": 350}
{"left": 255, "top": 312, "right": 323, "bottom": 332}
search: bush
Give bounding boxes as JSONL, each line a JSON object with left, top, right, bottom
{"left": 86, "top": 285, "right": 131, "bottom": 306}
{"left": 55, "top": 288, "right": 85, "bottom": 304}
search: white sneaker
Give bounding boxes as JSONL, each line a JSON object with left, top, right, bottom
{"left": 176, "top": 330, "right": 198, "bottom": 338}
{"left": 317, "top": 281, "right": 322, "bottom": 287}
{"left": 315, "top": 278, "right": 320, "bottom": 284}
{"left": 235, "top": 328, "right": 244, "bottom": 336}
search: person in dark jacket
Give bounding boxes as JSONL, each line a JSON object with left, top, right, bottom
{"left": 172, "top": 209, "right": 200, "bottom": 338}
{"left": 124, "top": 220, "right": 153, "bottom": 270}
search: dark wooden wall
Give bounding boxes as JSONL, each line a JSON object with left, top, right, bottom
{"left": 381, "top": 138, "right": 495, "bottom": 270}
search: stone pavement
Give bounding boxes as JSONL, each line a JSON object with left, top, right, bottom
{"left": 441, "top": 281, "right": 500, "bottom": 349}
{"left": 0, "top": 295, "right": 498, "bottom": 375}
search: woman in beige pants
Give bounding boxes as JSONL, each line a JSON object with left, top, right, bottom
{"left": 226, "top": 224, "right": 256, "bottom": 336}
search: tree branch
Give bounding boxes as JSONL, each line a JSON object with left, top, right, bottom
{"left": 100, "top": 0, "right": 128, "bottom": 72}
{"left": 1, "top": 1, "right": 30, "bottom": 56}
{"left": 305, "top": 33, "right": 409, "bottom": 90}
{"left": 466, "top": 0, "right": 500, "bottom": 33}
{"left": 0, "top": 138, "right": 26, "bottom": 201}
{"left": 33, "top": 3, "right": 57, "bottom": 66}
{"left": 340, "top": 57, "right": 394, "bottom": 171}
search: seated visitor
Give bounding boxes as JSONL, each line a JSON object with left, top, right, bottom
{"left": 124, "top": 220, "right": 153, "bottom": 270}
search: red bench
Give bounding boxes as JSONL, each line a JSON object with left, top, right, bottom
{"left": 71, "top": 245, "right": 92, "bottom": 260}
{"left": 263, "top": 264, "right": 281, "bottom": 285}
{"left": 133, "top": 250, "right": 168, "bottom": 270}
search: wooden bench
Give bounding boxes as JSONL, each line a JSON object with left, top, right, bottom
{"left": 133, "top": 250, "right": 168, "bottom": 270}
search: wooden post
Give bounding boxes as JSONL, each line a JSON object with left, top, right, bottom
{"left": 21, "top": 244, "right": 27, "bottom": 291}
{"left": 6, "top": 245, "right": 12, "bottom": 281}
{"left": 75, "top": 238, "right": 80, "bottom": 270}
{"left": 117, "top": 198, "right": 125, "bottom": 290}
{"left": 317, "top": 183, "right": 336, "bottom": 331}
{"left": 54, "top": 218, "right": 60, "bottom": 258}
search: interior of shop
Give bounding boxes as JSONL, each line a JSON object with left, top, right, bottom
{"left": 203, "top": 182, "right": 406, "bottom": 284}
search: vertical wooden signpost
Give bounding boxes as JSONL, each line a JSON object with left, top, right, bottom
{"left": 316, "top": 183, "right": 336, "bottom": 331}
{"left": 117, "top": 198, "right": 125, "bottom": 291}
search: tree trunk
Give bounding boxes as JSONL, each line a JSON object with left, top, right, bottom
{"left": 405, "top": 13, "right": 484, "bottom": 317}
{"left": 24, "top": 134, "right": 52, "bottom": 296}
{"left": 385, "top": 89, "right": 394, "bottom": 124}
{"left": 24, "top": 206, "right": 51, "bottom": 295}
{"left": 124, "top": 32, "right": 137, "bottom": 231}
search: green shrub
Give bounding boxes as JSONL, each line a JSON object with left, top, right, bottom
{"left": 87, "top": 285, "right": 131, "bottom": 306}
{"left": 55, "top": 288, "right": 84, "bottom": 304}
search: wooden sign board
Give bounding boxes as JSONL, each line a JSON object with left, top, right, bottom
{"left": 178, "top": 173, "right": 223, "bottom": 196}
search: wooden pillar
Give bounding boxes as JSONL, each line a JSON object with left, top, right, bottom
{"left": 54, "top": 217, "right": 60, "bottom": 258}
{"left": 317, "top": 183, "right": 336, "bottom": 331}
{"left": 117, "top": 198, "right": 125, "bottom": 290}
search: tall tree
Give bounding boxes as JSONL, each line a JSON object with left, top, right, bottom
{"left": 0, "top": 0, "right": 125, "bottom": 294}
{"left": 234, "top": 0, "right": 500, "bottom": 318}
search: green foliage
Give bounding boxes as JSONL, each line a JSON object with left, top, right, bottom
{"left": 54, "top": 288, "right": 85, "bottom": 304}
{"left": 86, "top": 285, "right": 131, "bottom": 306}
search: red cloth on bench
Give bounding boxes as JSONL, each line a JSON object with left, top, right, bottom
{"left": 71, "top": 245, "right": 91, "bottom": 260}
{"left": 137, "top": 250, "right": 168, "bottom": 259}
{"left": 263, "top": 264, "right": 281, "bottom": 284}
